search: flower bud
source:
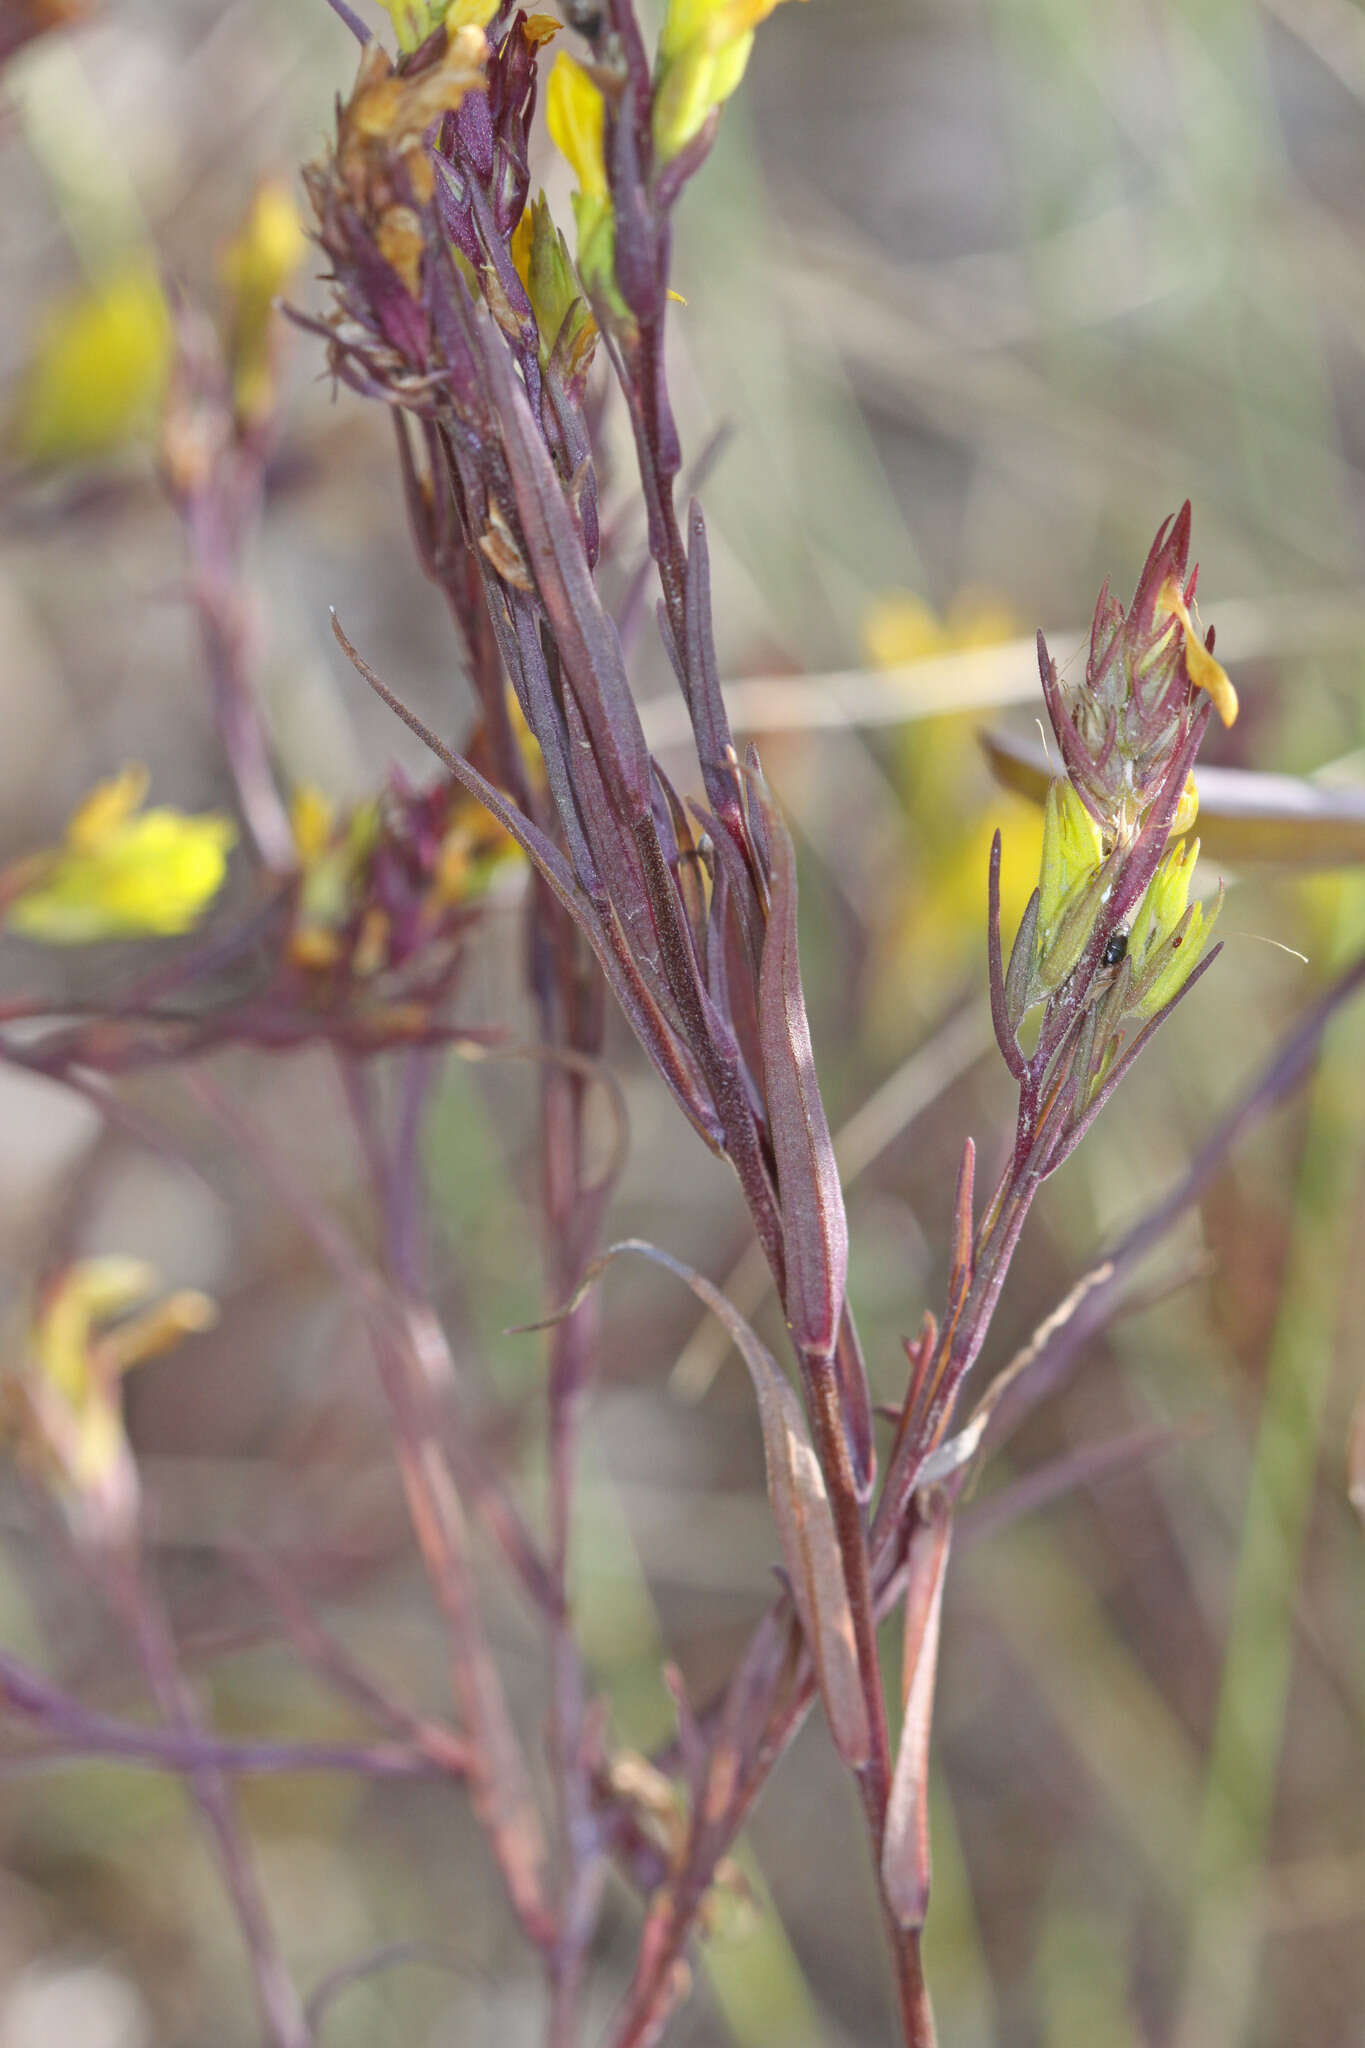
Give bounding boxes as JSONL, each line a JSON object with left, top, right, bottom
{"left": 511, "top": 193, "right": 599, "bottom": 379}
{"left": 546, "top": 53, "right": 618, "bottom": 302}
{"left": 1033, "top": 778, "right": 1105, "bottom": 991}
{"left": 652, "top": 0, "right": 808, "bottom": 163}
{"left": 1126, "top": 837, "right": 1222, "bottom": 1019}
{"left": 379, "top": 0, "right": 496, "bottom": 56}
{"left": 220, "top": 180, "right": 307, "bottom": 428}
{"left": 1040, "top": 504, "right": 1237, "bottom": 840}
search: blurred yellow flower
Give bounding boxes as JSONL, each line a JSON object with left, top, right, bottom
{"left": 862, "top": 590, "right": 1034, "bottom": 1036}
{"left": 653, "top": 0, "right": 808, "bottom": 161}
{"left": 287, "top": 782, "right": 381, "bottom": 971}
{"left": 9, "top": 262, "right": 172, "bottom": 466}
{"left": 220, "top": 179, "right": 308, "bottom": 427}
{"left": 379, "top": 0, "right": 496, "bottom": 54}
{"left": 2, "top": 1258, "right": 215, "bottom": 1530}
{"left": 4, "top": 766, "right": 235, "bottom": 944}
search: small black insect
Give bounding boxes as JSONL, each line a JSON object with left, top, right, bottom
{"left": 1101, "top": 931, "right": 1129, "bottom": 967}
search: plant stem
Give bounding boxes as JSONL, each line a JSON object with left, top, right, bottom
{"left": 100, "top": 1545, "right": 311, "bottom": 2048}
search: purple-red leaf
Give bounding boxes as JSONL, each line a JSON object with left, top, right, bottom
{"left": 331, "top": 614, "right": 721, "bottom": 1147}
{"left": 477, "top": 322, "right": 652, "bottom": 818}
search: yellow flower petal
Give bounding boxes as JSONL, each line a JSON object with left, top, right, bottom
{"left": 1171, "top": 770, "right": 1200, "bottom": 838}
{"left": 1159, "top": 579, "right": 1239, "bottom": 727}
{"left": 10, "top": 263, "right": 172, "bottom": 467}
{"left": 653, "top": 0, "right": 808, "bottom": 158}
{"left": 379, "top": 0, "right": 495, "bottom": 52}
{"left": 220, "top": 180, "right": 308, "bottom": 425}
{"left": 659, "top": 0, "right": 798, "bottom": 60}
{"left": 101, "top": 1290, "right": 218, "bottom": 1375}
{"left": 5, "top": 771, "right": 236, "bottom": 944}
{"left": 66, "top": 764, "right": 149, "bottom": 852}
{"left": 290, "top": 782, "right": 335, "bottom": 868}
{"left": 1037, "top": 779, "right": 1103, "bottom": 941}
{"left": 35, "top": 1258, "right": 158, "bottom": 1408}
{"left": 12, "top": 1259, "right": 214, "bottom": 1514}
{"left": 546, "top": 51, "right": 607, "bottom": 199}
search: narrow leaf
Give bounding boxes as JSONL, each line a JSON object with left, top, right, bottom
{"left": 882, "top": 1513, "right": 951, "bottom": 1928}
{"left": 949, "top": 1136, "right": 975, "bottom": 1298}
{"left": 525, "top": 1238, "right": 871, "bottom": 1767}
{"left": 682, "top": 501, "right": 743, "bottom": 832}
{"left": 477, "top": 324, "right": 652, "bottom": 816}
{"left": 331, "top": 615, "right": 721, "bottom": 1145}
{"left": 754, "top": 783, "right": 848, "bottom": 1366}
{"left": 1004, "top": 888, "right": 1041, "bottom": 1027}
{"left": 987, "top": 832, "right": 1026, "bottom": 1078}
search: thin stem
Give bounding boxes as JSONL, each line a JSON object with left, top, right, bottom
{"left": 611, "top": 951, "right": 1365, "bottom": 2042}
{"left": 176, "top": 409, "right": 294, "bottom": 873}
{"left": 99, "top": 1546, "right": 311, "bottom": 2048}
{"left": 805, "top": 1367, "right": 937, "bottom": 2047}
{"left": 187, "top": 1065, "right": 555, "bottom": 1947}
{"left": 541, "top": 1050, "right": 605, "bottom": 2048}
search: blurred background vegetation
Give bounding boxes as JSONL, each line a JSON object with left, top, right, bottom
{"left": 2, "top": 0, "right": 1364, "bottom": 2043}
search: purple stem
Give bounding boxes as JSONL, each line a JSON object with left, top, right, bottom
{"left": 98, "top": 1548, "right": 312, "bottom": 2048}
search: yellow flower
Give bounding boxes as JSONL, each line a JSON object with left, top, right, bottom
{"left": 1171, "top": 770, "right": 1200, "bottom": 838}
{"left": 4, "top": 767, "right": 235, "bottom": 943}
{"left": 653, "top": 0, "right": 807, "bottom": 161}
{"left": 861, "top": 590, "right": 1033, "bottom": 1037}
{"left": 1156, "top": 578, "right": 1238, "bottom": 728}
{"left": 1034, "top": 778, "right": 1106, "bottom": 990}
{"left": 511, "top": 193, "right": 598, "bottom": 372}
{"left": 220, "top": 180, "right": 308, "bottom": 427}
{"left": 546, "top": 52, "right": 620, "bottom": 301}
{"left": 2, "top": 1259, "right": 215, "bottom": 1532}
{"left": 287, "top": 784, "right": 381, "bottom": 971}
{"left": 547, "top": 50, "right": 607, "bottom": 196}
{"left": 863, "top": 590, "right": 1016, "bottom": 672}
{"left": 1126, "top": 836, "right": 1222, "bottom": 1019}
{"left": 1037, "top": 779, "right": 1103, "bottom": 948}
{"left": 290, "top": 781, "right": 336, "bottom": 868}
{"left": 9, "top": 262, "right": 172, "bottom": 466}
{"left": 379, "top": 0, "right": 496, "bottom": 54}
